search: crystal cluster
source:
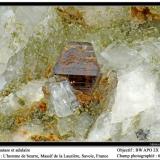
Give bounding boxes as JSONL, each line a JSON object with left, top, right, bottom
{"left": 89, "top": 40, "right": 160, "bottom": 142}
{"left": 1, "top": 6, "right": 160, "bottom": 142}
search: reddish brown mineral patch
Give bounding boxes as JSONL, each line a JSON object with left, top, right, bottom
{"left": 131, "top": 7, "right": 160, "bottom": 23}
{"left": 56, "top": 7, "right": 88, "bottom": 27}
{"left": 44, "top": 64, "right": 53, "bottom": 78}
{"left": 31, "top": 134, "right": 60, "bottom": 142}
{"left": 75, "top": 90, "right": 92, "bottom": 106}
{"left": 37, "top": 101, "right": 47, "bottom": 112}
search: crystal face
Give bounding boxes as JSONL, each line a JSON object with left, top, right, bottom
{"left": 54, "top": 42, "right": 100, "bottom": 93}
{"left": 1, "top": 6, "right": 160, "bottom": 142}
{"left": 49, "top": 80, "right": 80, "bottom": 117}
{"left": 111, "top": 65, "right": 157, "bottom": 123}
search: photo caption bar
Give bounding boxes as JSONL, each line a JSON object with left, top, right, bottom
{"left": 0, "top": 146, "right": 160, "bottom": 159}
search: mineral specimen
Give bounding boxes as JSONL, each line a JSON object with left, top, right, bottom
{"left": 53, "top": 42, "right": 100, "bottom": 93}
{"left": 1, "top": 6, "right": 160, "bottom": 142}
{"left": 100, "top": 42, "right": 158, "bottom": 124}
{"left": 48, "top": 80, "right": 80, "bottom": 117}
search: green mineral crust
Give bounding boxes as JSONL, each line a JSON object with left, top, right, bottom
{"left": 1, "top": 6, "right": 160, "bottom": 142}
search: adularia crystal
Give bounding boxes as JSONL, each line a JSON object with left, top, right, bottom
{"left": 49, "top": 80, "right": 80, "bottom": 117}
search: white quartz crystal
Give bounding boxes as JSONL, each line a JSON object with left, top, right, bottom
{"left": 90, "top": 41, "right": 160, "bottom": 142}
{"left": 87, "top": 112, "right": 112, "bottom": 141}
{"left": 0, "top": 75, "right": 7, "bottom": 91}
{"left": 4, "top": 51, "right": 24, "bottom": 82}
{"left": 0, "top": 7, "right": 15, "bottom": 74}
{"left": 0, "top": 79, "right": 46, "bottom": 115}
{"left": 100, "top": 43, "right": 143, "bottom": 73}
{"left": 119, "top": 131, "right": 138, "bottom": 142}
{"left": 15, "top": 7, "right": 49, "bottom": 36}
{"left": 58, "top": 113, "right": 93, "bottom": 139}
{"left": 57, "top": 116, "right": 75, "bottom": 136}
{"left": 148, "top": 123, "right": 160, "bottom": 141}
{"left": 0, "top": 93, "right": 20, "bottom": 115}
{"left": 111, "top": 65, "right": 157, "bottom": 123}
{"left": 75, "top": 112, "right": 93, "bottom": 138}
{"left": 121, "top": 118, "right": 133, "bottom": 135}
{"left": 16, "top": 80, "right": 46, "bottom": 103}
{"left": 99, "top": 42, "right": 159, "bottom": 124}
{"left": 0, "top": 6, "right": 50, "bottom": 84}
{"left": 49, "top": 80, "right": 80, "bottom": 117}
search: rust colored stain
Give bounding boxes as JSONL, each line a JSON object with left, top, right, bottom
{"left": 56, "top": 7, "right": 88, "bottom": 28}
{"left": 75, "top": 90, "right": 93, "bottom": 106}
{"left": 131, "top": 7, "right": 160, "bottom": 23}
{"left": 31, "top": 134, "right": 60, "bottom": 142}
{"left": 44, "top": 64, "right": 53, "bottom": 78}
{"left": 37, "top": 101, "right": 47, "bottom": 112}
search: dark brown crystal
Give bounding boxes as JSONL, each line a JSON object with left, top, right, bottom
{"left": 53, "top": 42, "right": 100, "bottom": 93}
